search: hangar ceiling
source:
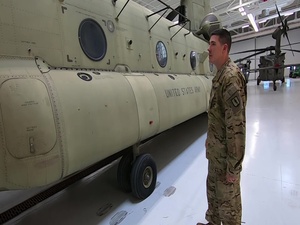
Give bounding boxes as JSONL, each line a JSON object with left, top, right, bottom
{"left": 133, "top": 0, "right": 300, "bottom": 41}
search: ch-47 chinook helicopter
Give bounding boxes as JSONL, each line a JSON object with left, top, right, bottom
{"left": 0, "top": 0, "right": 221, "bottom": 202}
{"left": 232, "top": 4, "right": 300, "bottom": 91}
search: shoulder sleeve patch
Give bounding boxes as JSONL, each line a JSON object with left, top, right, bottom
{"left": 224, "top": 83, "right": 243, "bottom": 114}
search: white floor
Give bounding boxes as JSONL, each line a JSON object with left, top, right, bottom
{"left": 1, "top": 78, "right": 300, "bottom": 225}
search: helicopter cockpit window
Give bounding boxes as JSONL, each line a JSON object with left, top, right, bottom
{"left": 156, "top": 41, "right": 167, "bottom": 68}
{"left": 78, "top": 19, "right": 107, "bottom": 61}
{"left": 190, "top": 51, "right": 197, "bottom": 70}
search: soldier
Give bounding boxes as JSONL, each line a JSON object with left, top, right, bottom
{"left": 197, "top": 29, "right": 247, "bottom": 225}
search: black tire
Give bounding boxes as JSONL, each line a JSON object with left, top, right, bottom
{"left": 117, "top": 152, "right": 133, "bottom": 193}
{"left": 257, "top": 78, "right": 260, "bottom": 86}
{"left": 131, "top": 153, "right": 157, "bottom": 200}
{"left": 282, "top": 77, "right": 285, "bottom": 83}
{"left": 273, "top": 82, "right": 277, "bottom": 91}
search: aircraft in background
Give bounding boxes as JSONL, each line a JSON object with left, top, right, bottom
{"left": 236, "top": 59, "right": 251, "bottom": 83}
{"left": 0, "top": 0, "right": 220, "bottom": 201}
{"left": 289, "top": 65, "right": 300, "bottom": 78}
{"left": 232, "top": 4, "right": 300, "bottom": 91}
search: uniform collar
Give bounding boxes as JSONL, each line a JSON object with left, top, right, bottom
{"left": 213, "top": 58, "right": 231, "bottom": 83}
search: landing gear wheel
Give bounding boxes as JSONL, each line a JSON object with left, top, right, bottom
{"left": 273, "top": 81, "right": 277, "bottom": 91}
{"left": 282, "top": 77, "right": 285, "bottom": 83}
{"left": 117, "top": 152, "right": 133, "bottom": 193}
{"left": 131, "top": 153, "right": 157, "bottom": 200}
{"left": 257, "top": 79, "right": 260, "bottom": 86}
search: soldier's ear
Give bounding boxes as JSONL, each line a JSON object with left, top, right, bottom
{"left": 223, "top": 43, "right": 229, "bottom": 53}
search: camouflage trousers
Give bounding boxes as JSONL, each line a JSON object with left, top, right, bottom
{"left": 205, "top": 161, "right": 242, "bottom": 225}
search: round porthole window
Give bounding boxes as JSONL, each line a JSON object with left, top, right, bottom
{"left": 156, "top": 41, "right": 167, "bottom": 68}
{"left": 78, "top": 19, "right": 107, "bottom": 61}
{"left": 190, "top": 51, "right": 197, "bottom": 70}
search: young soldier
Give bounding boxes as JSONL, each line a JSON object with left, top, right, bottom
{"left": 197, "top": 29, "right": 247, "bottom": 225}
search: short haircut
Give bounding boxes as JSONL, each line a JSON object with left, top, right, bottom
{"left": 210, "top": 28, "right": 232, "bottom": 52}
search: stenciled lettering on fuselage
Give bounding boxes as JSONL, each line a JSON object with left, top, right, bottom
{"left": 164, "top": 86, "right": 201, "bottom": 98}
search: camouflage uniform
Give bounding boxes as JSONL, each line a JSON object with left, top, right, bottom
{"left": 205, "top": 58, "right": 247, "bottom": 225}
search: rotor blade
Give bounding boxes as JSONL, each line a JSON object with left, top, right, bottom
{"left": 285, "top": 19, "right": 289, "bottom": 30}
{"left": 275, "top": 4, "right": 285, "bottom": 31}
{"left": 166, "top": 6, "right": 181, "bottom": 21}
{"left": 282, "top": 48, "right": 300, "bottom": 53}
{"left": 281, "top": 41, "right": 300, "bottom": 47}
{"left": 275, "top": 4, "right": 294, "bottom": 56}
{"left": 234, "top": 50, "right": 267, "bottom": 63}
{"left": 253, "top": 63, "right": 300, "bottom": 70}
{"left": 231, "top": 46, "right": 275, "bottom": 55}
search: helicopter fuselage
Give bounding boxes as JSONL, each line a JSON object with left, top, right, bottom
{"left": 0, "top": 0, "right": 213, "bottom": 191}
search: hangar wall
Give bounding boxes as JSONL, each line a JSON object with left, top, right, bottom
{"left": 230, "top": 27, "right": 300, "bottom": 81}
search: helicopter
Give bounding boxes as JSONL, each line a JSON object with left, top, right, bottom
{"left": 236, "top": 59, "right": 251, "bottom": 83}
{"left": 232, "top": 4, "right": 300, "bottom": 91}
{"left": 289, "top": 65, "right": 300, "bottom": 78}
{"left": 0, "top": 0, "right": 221, "bottom": 201}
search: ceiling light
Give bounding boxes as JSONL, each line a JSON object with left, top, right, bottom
{"left": 242, "top": 25, "right": 249, "bottom": 28}
{"left": 239, "top": 7, "right": 245, "bottom": 12}
{"left": 247, "top": 13, "right": 259, "bottom": 32}
{"left": 239, "top": 6, "right": 246, "bottom": 16}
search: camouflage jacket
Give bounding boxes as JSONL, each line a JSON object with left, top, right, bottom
{"left": 206, "top": 58, "right": 247, "bottom": 176}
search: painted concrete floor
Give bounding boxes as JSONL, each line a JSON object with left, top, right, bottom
{"left": 1, "top": 78, "right": 300, "bottom": 225}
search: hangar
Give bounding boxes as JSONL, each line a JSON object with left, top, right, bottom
{"left": 0, "top": 0, "right": 299, "bottom": 224}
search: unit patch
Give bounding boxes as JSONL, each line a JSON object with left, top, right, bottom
{"left": 231, "top": 96, "right": 240, "bottom": 107}
{"left": 225, "top": 84, "right": 243, "bottom": 114}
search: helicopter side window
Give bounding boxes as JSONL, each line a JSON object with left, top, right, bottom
{"left": 78, "top": 19, "right": 107, "bottom": 61}
{"left": 190, "top": 51, "right": 197, "bottom": 70}
{"left": 156, "top": 41, "right": 167, "bottom": 68}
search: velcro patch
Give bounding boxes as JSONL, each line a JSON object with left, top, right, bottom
{"left": 231, "top": 96, "right": 240, "bottom": 107}
{"left": 225, "top": 84, "right": 243, "bottom": 114}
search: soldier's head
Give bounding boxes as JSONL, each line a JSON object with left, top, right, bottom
{"left": 208, "top": 28, "right": 232, "bottom": 69}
